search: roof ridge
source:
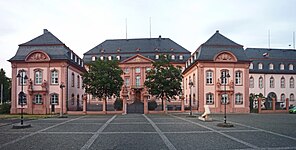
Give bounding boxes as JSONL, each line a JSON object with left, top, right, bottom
{"left": 202, "top": 30, "right": 242, "bottom": 47}
{"left": 19, "top": 29, "right": 64, "bottom": 46}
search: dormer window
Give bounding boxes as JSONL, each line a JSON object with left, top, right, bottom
{"left": 116, "top": 55, "right": 120, "bottom": 60}
{"left": 108, "top": 56, "right": 112, "bottom": 60}
{"left": 81, "top": 61, "right": 84, "bottom": 67}
{"left": 136, "top": 48, "right": 140, "bottom": 51}
{"left": 70, "top": 52, "right": 73, "bottom": 60}
{"left": 92, "top": 56, "right": 96, "bottom": 61}
{"left": 179, "top": 55, "right": 183, "bottom": 60}
{"left": 155, "top": 48, "right": 159, "bottom": 51}
{"left": 100, "top": 56, "right": 104, "bottom": 60}
{"left": 155, "top": 54, "right": 159, "bottom": 59}
{"left": 280, "top": 64, "right": 285, "bottom": 70}
{"left": 74, "top": 55, "right": 77, "bottom": 62}
{"left": 258, "top": 63, "right": 263, "bottom": 70}
{"left": 249, "top": 63, "right": 253, "bottom": 69}
{"left": 117, "top": 48, "right": 121, "bottom": 52}
{"left": 171, "top": 55, "right": 175, "bottom": 60}
{"left": 269, "top": 63, "right": 274, "bottom": 70}
{"left": 78, "top": 59, "right": 81, "bottom": 65}
{"left": 289, "top": 64, "right": 293, "bottom": 70}
{"left": 101, "top": 49, "right": 105, "bottom": 53}
{"left": 170, "top": 48, "right": 174, "bottom": 51}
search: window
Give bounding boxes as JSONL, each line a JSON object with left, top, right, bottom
{"left": 108, "top": 56, "right": 112, "bottom": 60}
{"left": 235, "top": 93, "right": 243, "bottom": 105}
{"left": 19, "top": 70, "right": 27, "bottom": 85}
{"left": 51, "top": 70, "right": 58, "bottom": 84}
{"left": 249, "top": 63, "right": 253, "bottom": 69}
{"left": 135, "top": 67, "right": 140, "bottom": 73}
{"left": 290, "top": 77, "right": 294, "bottom": 88}
{"left": 221, "top": 94, "right": 228, "bottom": 104}
{"left": 70, "top": 52, "right": 73, "bottom": 59}
{"left": 78, "top": 59, "right": 81, "bottom": 65}
{"left": 235, "top": 71, "right": 242, "bottom": 85}
{"left": 250, "top": 77, "right": 254, "bottom": 88}
{"left": 289, "top": 64, "right": 294, "bottom": 70}
{"left": 71, "top": 73, "right": 75, "bottom": 87}
{"left": 125, "top": 78, "right": 130, "bottom": 86}
{"left": 206, "top": 71, "right": 213, "bottom": 84}
{"left": 155, "top": 55, "right": 159, "bottom": 59}
{"left": 71, "top": 94, "right": 75, "bottom": 105}
{"left": 124, "top": 68, "right": 129, "bottom": 73}
{"left": 116, "top": 55, "right": 120, "bottom": 60}
{"left": 136, "top": 76, "right": 140, "bottom": 86}
{"left": 269, "top": 64, "right": 274, "bottom": 70}
{"left": 280, "top": 93, "right": 285, "bottom": 102}
{"left": 221, "top": 70, "right": 229, "bottom": 85}
{"left": 92, "top": 56, "right": 96, "bottom": 61}
{"left": 35, "top": 70, "right": 42, "bottom": 84}
{"left": 51, "top": 94, "right": 59, "bottom": 105}
{"left": 171, "top": 55, "right": 175, "bottom": 60}
{"left": 77, "top": 75, "right": 80, "bottom": 88}
{"left": 186, "top": 78, "right": 188, "bottom": 89}
{"left": 270, "top": 77, "right": 274, "bottom": 88}
{"left": 18, "top": 93, "right": 27, "bottom": 105}
{"left": 259, "top": 77, "right": 263, "bottom": 89}
{"left": 280, "top": 64, "right": 285, "bottom": 70}
{"left": 258, "top": 63, "right": 263, "bottom": 70}
{"left": 77, "top": 94, "right": 80, "bottom": 107}
{"left": 290, "top": 94, "right": 295, "bottom": 101}
{"left": 35, "top": 94, "right": 42, "bottom": 104}
{"left": 100, "top": 56, "right": 104, "bottom": 60}
{"left": 74, "top": 55, "right": 77, "bottom": 62}
{"left": 193, "top": 74, "right": 196, "bottom": 86}
{"left": 206, "top": 93, "right": 214, "bottom": 104}
{"left": 179, "top": 55, "right": 183, "bottom": 60}
{"left": 281, "top": 77, "right": 285, "bottom": 88}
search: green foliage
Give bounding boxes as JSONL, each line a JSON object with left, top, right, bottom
{"left": 0, "top": 68, "right": 11, "bottom": 103}
{"left": 0, "top": 103, "right": 11, "bottom": 114}
{"left": 83, "top": 60, "right": 123, "bottom": 99}
{"left": 144, "top": 55, "right": 182, "bottom": 100}
{"left": 148, "top": 100, "right": 158, "bottom": 110}
{"left": 114, "top": 98, "right": 123, "bottom": 110}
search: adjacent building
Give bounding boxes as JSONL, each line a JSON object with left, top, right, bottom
{"left": 9, "top": 29, "right": 85, "bottom": 114}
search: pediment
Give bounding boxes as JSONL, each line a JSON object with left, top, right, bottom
{"left": 25, "top": 50, "right": 50, "bottom": 62}
{"left": 214, "top": 51, "right": 237, "bottom": 62}
{"left": 121, "top": 54, "right": 154, "bottom": 64}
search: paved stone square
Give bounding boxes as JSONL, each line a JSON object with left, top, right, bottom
{"left": 0, "top": 113, "right": 296, "bottom": 150}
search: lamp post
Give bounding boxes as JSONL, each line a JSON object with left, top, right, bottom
{"left": 217, "top": 70, "right": 233, "bottom": 127}
{"left": 59, "top": 83, "right": 65, "bottom": 117}
{"left": 13, "top": 69, "right": 31, "bottom": 129}
{"left": 189, "top": 79, "right": 194, "bottom": 116}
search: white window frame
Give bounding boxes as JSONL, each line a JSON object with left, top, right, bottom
{"left": 51, "top": 94, "right": 59, "bottom": 105}
{"left": 258, "top": 63, "right": 263, "bottom": 70}
{"left": 206, "top": 93, "right": 214, "bottom": 105}
{"left": 235, "top": 71, "right": 242, "bottom": 85}
{"left": 35, "top": 94, "right": 42, "bottom": 104}
{"left": 206, "top": 71, "right": 213, "bottom": 84}
{"left": 281, "top": 77, "right": 285, "bottom": 88}
{"left": 171, "top": 55, "right": 175, "bottom": 60}
{"left": 280, "top": 64, "right": 285, "bottom": 70}
{"left": 179, "top": 55, "right": 183, "bottom": 60}
{"left": 51, "top": 70, "right": 59, "bottom": 84}
{"left": 235, "top": 93, "right": 243, "bottom": 105}
{"left": 250, "top": 77, "right": 254, "bottom": 88}
{"left": 289, "top": 64, "right": 294, "bottom": 70}
{"left": 259, "top": 77, "right": 263, "bottom": 89}
{"left": 35, "top": 70, "right": 42, "bottom": 85}
{"left": 269, "top": 63, "right": 274, "bottom": 70}
{"left": 290, "top": 77, "right": 294, "bottom": 88}
{"left": 135, "top": 67, "right": 141, "bottom": 73}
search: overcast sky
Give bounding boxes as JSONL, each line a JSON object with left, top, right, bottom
{"left": 1, "top": 0, "right": 296, "bottom": 78}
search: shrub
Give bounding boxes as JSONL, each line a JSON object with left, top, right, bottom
{"left": 148, "top": 100, "right": 158, "bottom": 110}
{"left": 113, "top": 98, "right": 123, "bottom": 110}
{"left": 0, "top": 103, "right": 11, "bottom": 114}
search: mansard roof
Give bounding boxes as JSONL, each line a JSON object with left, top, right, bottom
{"left": 83, "top": 37, "right": 191, "bottom": 64}
{"left": 245, "top": 48, "right": 296, "bottom": 74}
{"left": 9, "top": 29, "right": 85, "bottom": 70}
{"left": 202, "top": 30, "right": 243, "bottom": 47}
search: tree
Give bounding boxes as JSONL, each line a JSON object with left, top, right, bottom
{"left": 83, "top": 60, "right": 123, "bottom": 100}
{"left": 144, "top": 55, "right": 182, "bottom": 110}
{"left": 0, "top": 68, "right": 11, "bottom": 103}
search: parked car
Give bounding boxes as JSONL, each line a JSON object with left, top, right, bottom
{"left": 289, "top": 106, "right": 296, "bottom": 114}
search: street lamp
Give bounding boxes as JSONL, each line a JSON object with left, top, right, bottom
{"left": 189, "top": 79, "right": 194, "bottom": 116}
{"left": 217, "top": 70, "right": 233, "bottom": 127}
{"left": 59, "top": 83, "right": 65, "bottom": 118}
{"left": 13, "top": 69, "right": 31, "bottom": 129}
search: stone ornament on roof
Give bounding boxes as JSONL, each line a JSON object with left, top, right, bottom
{"left": 25, "top": 50, "right": 50, "bottom": 62}
{"left": 214, "top": 51, "right": 237, "bottom": 62}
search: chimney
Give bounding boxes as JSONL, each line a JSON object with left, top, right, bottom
{"left": 216, "top": 30, "right": 219, "bottom": 33}
{"left": 43, "top": 29, "right": 49, "bottom": 34}
{"left": 159, "top": 35, "right": 162, "bottom": 39}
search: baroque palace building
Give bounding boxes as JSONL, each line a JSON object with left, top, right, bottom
{"left": 9, "top": 29, "right": 296, "bottom": 114}
{"left": 9, "top": 29, "right": 85, "bottom": 114}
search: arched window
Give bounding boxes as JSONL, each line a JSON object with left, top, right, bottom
{"left": 221, "top": 94, "right": 228, "bottom": 104}
{"left": 270, "top": 77, "right": 274, "bottom": 88}
{"left": 91, "top": 56, "right": 96, "bottom": 61}
{"left": 108, "top": 56, "right": 112, "bottom": 60}
{"left": 71, "top": 94, "right": 75, "bottom": 105}
{"left": 259, "top": 77, "right": 263, "bottom": 89}
{"left": 116, "top": 55, "right": 120, "bottom": 60}
{"left": 155, "top": 54, "right": 159, "bottom": 59}
{"left": 206, "top": 70, "right": 213, "bottom": 84}
{"left": 289, "top": 64, "right": 294, "bottom": 70}
{"left": 269, "top": 63, "right": 274, "bottom": 70}
{"left": 19, "top": 70, "right": 27, "bottom": 85}
{"left": 235, "top": 93, "right": 243, "bottom": 105}
{"left": 258, "top": 63, "right": 263, "bottom": 70}
{"left": 51, "top": 70, "right": 59, "bottom": 84}
{"left": 50, "top": 94, "right": 59, "bottom": 105}
{"left": 179, "top": 55, "right": 183, "bottom": 60}
{"left": 221, "top": 70, "right": 229, "bottom": 85}
{"left": 280, "top": 64, "right": 285, "bottom": 70}
{"left": 281, "top": 77, "right": 285, "bottom": 88}
{"left": 290, "top": 94, "right": 295, "bottom": 101}
{"left": 235, "top": 71, "right": 242, "bottom": 85}
{"left": 193, "top": 74, "right": 196, "bottom": 86}
{"left": 249, "top": 76, "right": 254, "bottom": 88}
{"left": 249, "top": 63, "right": 253, "bottom": 69}
{"left": 280, "top": 93, "right": 285, "bottom": 101}
{"left": 34, "top": 69, "right": 43, "bottom": 84}
{"left": 171, "top": 55, "right": 175, "bottom": 60}
{"left": 206, "top": 93, "right": 214, "bottom": 105}
{"left": 290, "top": 77, "right": 294, "bottom": 88}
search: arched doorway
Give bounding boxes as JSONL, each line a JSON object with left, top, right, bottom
{"left": 266, "top": 92, "right": 277, "bottom": 110}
